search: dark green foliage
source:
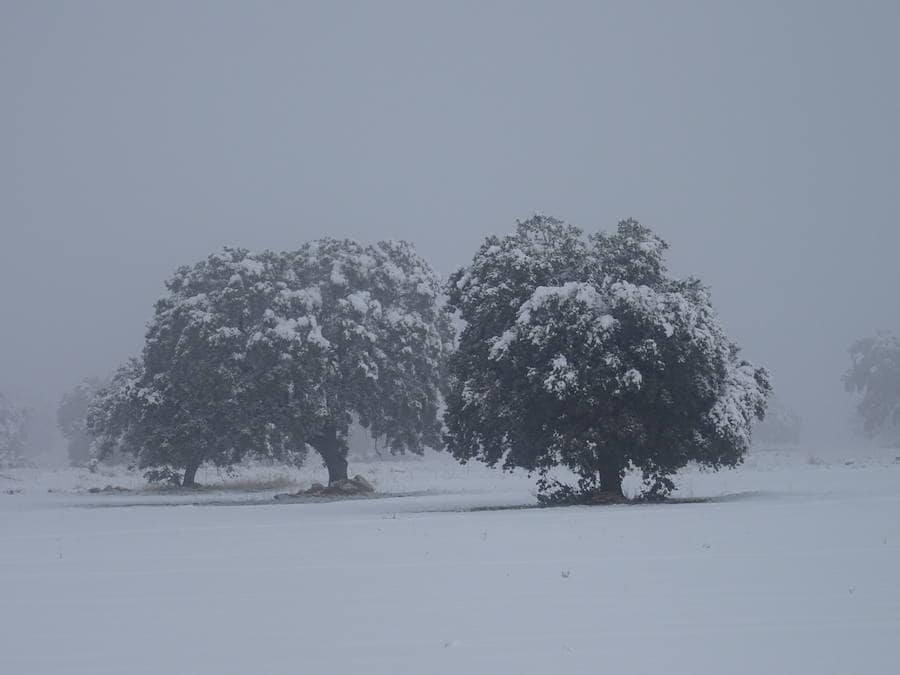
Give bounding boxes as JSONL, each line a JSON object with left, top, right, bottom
{"left": 87, "top": 240, "right": 452, "bottom": 486}
{"left": 446, "top": 215, "right": 771, "bottom": 501}
{"left": 142, "top": 466, "right": 184, "bottom": 487}
{"left": 88, "top": 250, "right": 305, "bottom": 486}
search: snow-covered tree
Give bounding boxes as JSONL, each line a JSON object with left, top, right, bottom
{"left": 86, "top": 359, "right": 146, "bottom": 465}
{"left": 265, "top": 238, "right": 453, "bottom": 483}
{"left": 58, "top": 378, "right": 103, "bottom": 466}
{"left": 0, "top": 393, "right": 29, "bottom": 467}
{"left": 88, "top": 250, "right": 302, "bottom": 486}
{"left": 88, "top": 240, "right": 452, "bottom": 487}
{"left": 844, "top": 331, "right": 900, "bottom": 438}
{"left": 446, "top": 216, "right": 770, "bottom": 500}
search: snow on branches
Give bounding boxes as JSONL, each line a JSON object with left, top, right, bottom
{"left": 88, "top": 240, "right": 452, "bottom": 486}
{"left": 446, "top": 215, "right": 771, "bottom": 499}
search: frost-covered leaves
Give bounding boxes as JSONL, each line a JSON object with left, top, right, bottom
{"left": 88, "top": 240, "right": 452, "bottom": 480}
{"left": 446, "top": 215, "right": 771, "bottom": 497}
{"left": 591, "top": 218, "right": 668, "bottom": 287}
{"left": 97, "top": 250, "right": 299, "bottom": 476}
{"left": 87, "top": 250, "right": 310, "bottom": 478}
{"left": 844, "top": 331, "right": 900, "bottom": 436}
{"left": 58, "top": 378, "right": 103, "bottom": 466}
{"left": 0, "top": 393, "right": 29, "bottom": 464}
{"left": 146, "top": 248, "right": 303, "bottom": 469}
{"left": 279, "top": 238, "right": 453, "bottom": 455}
{"left": 450, "top": 216, "right": 590, "bottom": 346}
{"left": 86, "top": 358, "right": 149, "bottom": 462}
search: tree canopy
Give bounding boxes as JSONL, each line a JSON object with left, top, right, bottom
{"left": 88, "top": 240, "right": 452, "bottom": 486}
{"left": 445, "top": 215, "right": 770, "bottom": 500}
{"left": 844, "top": 331, "right": 900, "bottom": 439}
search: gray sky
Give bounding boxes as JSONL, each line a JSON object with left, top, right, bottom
{"left": 2, "top": 0, "right": 898, "bottom": 443}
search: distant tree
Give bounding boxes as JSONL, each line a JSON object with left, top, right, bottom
{"left": 0, "top": 393, "right": 30, "bottom": 467}
{"left": 843, "top": 331, "right": 900, "bottom": 439}
{"left": 88, "top": 241, "right": 452, "bottom": 487}
{"left": 446, "top": 216, "right": 770, "bottom": 501}
{"left": 58, "top": 378, "right": 103, "bottom": 466}
{"left": 752, "top": 397, "right": 802, "bottom": 446}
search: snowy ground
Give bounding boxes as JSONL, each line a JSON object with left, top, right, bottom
{"left": 1, "top": 447, "right": 899, "bottom": 674}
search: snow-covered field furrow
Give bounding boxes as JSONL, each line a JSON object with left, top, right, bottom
{"left": 1, "top": 449, "right": 899, "bottom": 674}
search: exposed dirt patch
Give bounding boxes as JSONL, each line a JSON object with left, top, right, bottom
{"left": 275, "top": 474, "right": 376, "bottom": 500}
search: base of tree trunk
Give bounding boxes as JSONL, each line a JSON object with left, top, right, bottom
{"left": 300, "top": 474, "right": 375, "bottom": 497}
{"left": 313, "top": 427, "right": 350, "bottom": 485}
{"left": 582, "top": 489, "right": 629, "bottom": 505}
{"left": 182, "top": 461, "right": 201, "bottom": 487}
{"left": 537, "top": 487, "right": 632, "bottom": 506}
{"left": 537, "top": 472, "right": 627, "bottom": 506}
{"left": 599, "top": 467, "right": 624, "bottom": 498}
{"left": 325, "top": 456, "right": 348, "bottom": 485}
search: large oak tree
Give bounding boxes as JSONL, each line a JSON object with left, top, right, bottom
{"left": 446, "top": 216, "right": 770, "bottom": 500}
{"left": 88, "top": 240, "right": 452, "bottom": 487}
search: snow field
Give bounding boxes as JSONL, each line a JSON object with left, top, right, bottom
{"left": 1, "top": 449, "right": 899, "bottom": 674}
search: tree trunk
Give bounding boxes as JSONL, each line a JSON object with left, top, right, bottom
{"left": 313, "top": 426, "right": 348, "bottom": 485}
{"left": 599, "top": 463, "right": 624, "bottom": 498}
{"left": 182, "top": 458, "right": 201, "bottom": 487}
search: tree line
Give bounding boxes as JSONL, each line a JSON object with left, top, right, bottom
{"left": 15, "top": 216, "right": 897, "bottom": 498}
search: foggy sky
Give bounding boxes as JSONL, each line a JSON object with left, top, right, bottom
{"left": 2, "top": 0, "right": 898, "bottom": 444}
